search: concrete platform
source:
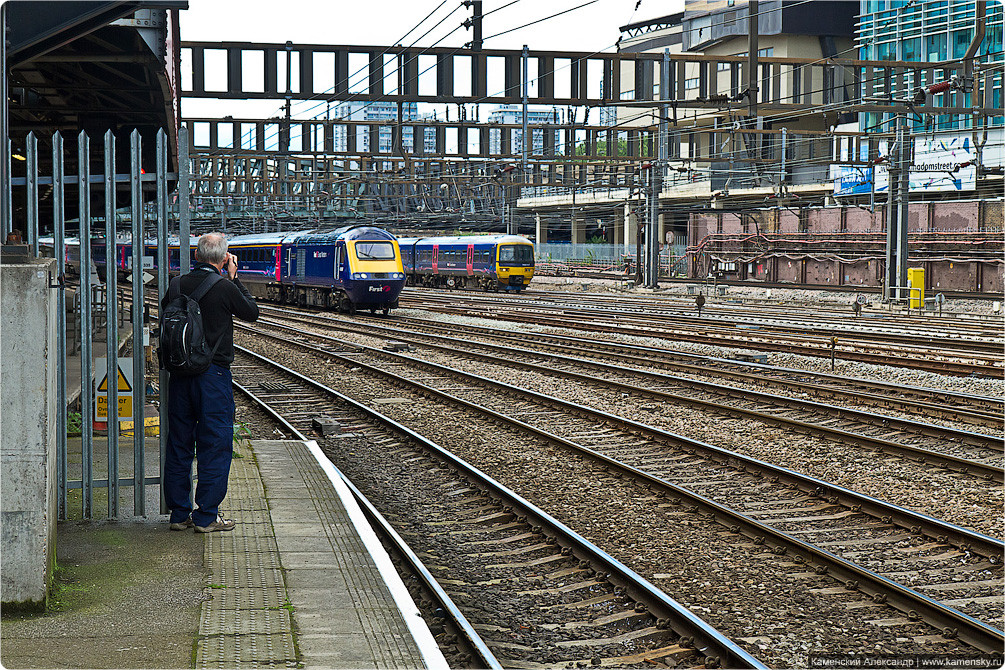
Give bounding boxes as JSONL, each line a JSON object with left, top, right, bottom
{"left": 2, "top": 439, "right": 448, "bottom": 669}
{"left": 204, "top": 439, "right": 447, "bottom": 669}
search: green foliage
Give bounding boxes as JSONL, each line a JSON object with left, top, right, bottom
{"left": 66, "top": 412, "right": 82, "bottom": 436}
{"left": 232, "top": 422, "right": 252, "bottom": 456}
{"left": 585, "top": 235, "right": 607, "bottom": 244}
{"left": 575, "top": 139, "right": 629, "bottom": 157}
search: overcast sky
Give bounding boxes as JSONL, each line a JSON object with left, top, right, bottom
{"left": 180, "top": 0, "right": 685, "bottom": 120}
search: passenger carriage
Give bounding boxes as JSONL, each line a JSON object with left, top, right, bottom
{"left": 398, "top": 234, "right": 535, "bottom": 291}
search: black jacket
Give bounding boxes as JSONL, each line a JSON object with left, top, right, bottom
{"left": 162, "top": 263, "right": 259, "bottom": 367}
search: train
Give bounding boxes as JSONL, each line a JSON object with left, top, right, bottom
{"left": 227, "top": 227, "right": 406, "bottom": 315}
{"left": 397, "top": 234, "right": 535, "bottom": 292}
{"left": 46, "top": 229, "right": 536, "bottom": 313}
{"left": 48, "top": 225, "right": 406, "bottom": 315}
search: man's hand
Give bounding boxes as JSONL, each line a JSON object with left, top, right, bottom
{"left": 226, "top": 252, "right": 238, "bottom": 280}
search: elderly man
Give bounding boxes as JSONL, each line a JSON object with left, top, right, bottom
{"left": 162, "top": 233, "right": 259, "bottom": 533}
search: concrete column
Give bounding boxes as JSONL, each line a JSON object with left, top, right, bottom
{"left": 535, "top": 212, "right": 548, "bottom": 244}
{"left": 1, "top": 257, "right": 58, "bottom": 611}
{"left": 624, "top": 203, "right": 639, "bottom": 253}
{"left": 614, "top": 208, "right": 625, "bottom": 245}
{"left": 658, "top": 213, "right": 670, "bottom": 247}
{"left": 571, "top": 212, "right": 586, "bottom": 245}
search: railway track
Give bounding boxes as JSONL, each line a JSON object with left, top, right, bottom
{"left": 368, "top": 312, "right": 1004, "bottom": 431}
{"left": 257, "top": 308, "right": 1003, "bottom": 477}
{"left": 532, "top": 272, "right": 1005, "bottom": 304}
{"left": 512, "top": 290, "right": 1004, "bottom": 343}
{"left": 235, "top": 322, "right": 1004, "bottom": 661}
{"left": 397, "top": 290, "right": 1004, "bottom": 378}
{"left": 232, "top": 347, "right": 763, "bottom": 669}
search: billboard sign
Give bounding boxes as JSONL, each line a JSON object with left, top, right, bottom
{"left": 833, "top": 134, "right": 979, "bottom": 195}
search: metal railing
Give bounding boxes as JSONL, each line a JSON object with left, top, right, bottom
{"left": 21, "top": 127, "right": 182, "bottom": 519}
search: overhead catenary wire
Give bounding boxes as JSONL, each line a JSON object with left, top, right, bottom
{"left": 188, "top": 0, "right": 999, "bottom": 227}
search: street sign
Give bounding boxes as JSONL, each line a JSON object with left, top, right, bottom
{"left": 94, "top": 357, "right": 134, "bottom": 421}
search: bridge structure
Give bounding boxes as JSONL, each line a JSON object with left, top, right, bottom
{"left": 6, "top": 5, "right": 1003, "bottom": 291}
{"left": 176, "top": 34, "right": 1002, "bottom": 288}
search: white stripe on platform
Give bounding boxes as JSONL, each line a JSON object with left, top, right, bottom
{"left": 303, "top": 440, "right": 450, "bottom": 670}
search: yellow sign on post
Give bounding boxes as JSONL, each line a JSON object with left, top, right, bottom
{"left": 94, "top": 357, "right": 134, "bottom": 421}
{"left": 907, "top": 267, "right": 925, "bottom": 309}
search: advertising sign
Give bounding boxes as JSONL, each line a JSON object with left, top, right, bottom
{"left": 833, "top": 134, "right": 980, "bottom": 195}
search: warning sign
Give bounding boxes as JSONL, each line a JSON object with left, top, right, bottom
{"left": 95, "top": 358, "right": 134, "bottom": 421}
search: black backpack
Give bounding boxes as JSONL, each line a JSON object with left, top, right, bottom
{"left": 159, "top": 272, "right": 224, "bottom": 376}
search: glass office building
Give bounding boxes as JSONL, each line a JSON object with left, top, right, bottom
{"left": 857, "top": 0, "right": 1003, "bottom": 129}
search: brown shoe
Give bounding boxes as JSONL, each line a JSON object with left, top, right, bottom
{"left": 169, "top": 518, "right": 194, "bottom": 531}
{"left": 194, "top": 515, "right": 237, "bottom": 533}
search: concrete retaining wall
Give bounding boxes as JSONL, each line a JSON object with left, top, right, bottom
{"left": 1, "top": 258, "right": 58, "bottom": 611}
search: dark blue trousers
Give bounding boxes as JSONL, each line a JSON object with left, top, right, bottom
{"left": 164, "top": 364, "right": 234, "bottom": 527}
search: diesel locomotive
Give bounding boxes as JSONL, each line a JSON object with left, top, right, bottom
{"left": 229, "top": 226, "right": 406, "bottom": 315}
{"left": 397, "top": 234, "right": 535, "bottom": 291}
{"left": 77, "top": 225, "right": 405, "bottom": 315}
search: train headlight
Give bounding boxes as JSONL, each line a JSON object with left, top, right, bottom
{"left": 359, "top": 272, "right": 368, "bottom": 279}
{"left": 351, "top": 272, "right": 361, "bottom": 279}
{"left": 395, "top": 272, "right": 404, "bottom": 279}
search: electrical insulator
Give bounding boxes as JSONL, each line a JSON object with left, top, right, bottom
{"left": 912, "top": 79, "right": 954, "bottom": 106}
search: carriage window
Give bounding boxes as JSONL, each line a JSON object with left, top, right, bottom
{"left": 354, "top": 241, "right": 395, "bottom": 260}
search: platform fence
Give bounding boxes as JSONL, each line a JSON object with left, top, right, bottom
{"left": 20, "top": 127, "right": 188, "bottom": 520}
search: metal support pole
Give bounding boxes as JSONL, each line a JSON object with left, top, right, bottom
{"left": 0, "top": 3, "right": 9, "bottom": 239}
{"left": 54, "top": 132, "right": 68, "bottom": 519}
{"left": 780, "top": 127, "right": 787, "bottom": 189}
{"left": 178, "top": 126, "right": 191, "bottom": 274}
{"left": 130, "top": 130, "right": 145, "bottom": 516}
{"left": 895, "top": 118, "right": 911, "bottom": 298}
{"left": 26, "top": 132, "right": 38, "bottom": 256}
{"left": 884, "top": 120, "right": 899, "bottom": 301}
{"left": 647, "top": 168, "right": 658, "bottom": 286}
{"left": 156, "top": 130, "right": 170, "bottom": 515}
{"left": 648, "top": 48, "right": 670, "bottom": 288}
{"left": 747, "top": 0, "right": 759, "bottom": 119}
{"left": 104, "top": 130, "right": 119, "bottom": 518}
{"left": 521, "top": 44, "right": 529, "bottom": 192}
{"left": 78, "top": 132, "right": 94, "bottom": 519}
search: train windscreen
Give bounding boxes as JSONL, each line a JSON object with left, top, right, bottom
{"left": 499, "top": 244, "right": 534, "bottom": 266}
{"left": 354, "top": 241, "right": 395, "bottom": 260}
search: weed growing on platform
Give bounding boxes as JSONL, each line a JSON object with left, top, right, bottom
{"left": 66, "top": 412, "right": 82, "bottom": 436}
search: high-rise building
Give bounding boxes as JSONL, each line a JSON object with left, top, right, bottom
{"left": 486, "top": 104, "right": 565, "bottom": 155}
{"left": 331, "top": 101, "right": 437, "bottom": 153}
{"left": 857, "top": 0, "right": 1004, "bottom": 130}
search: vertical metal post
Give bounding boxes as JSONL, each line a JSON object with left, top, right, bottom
{"left": 780, "top": 127, "right": 787, "bottom": 188}
{"left": 885, "top": 127, "right": 897, "bottom": 300}
{"left": 156, "top": 130, "right": 170, "bottom": 515}
{"left": 130, "top": 130, "right": 145, "bottom": 516}
{"left": 53, "top": 132, "right": 68, "bottom": 519}
{"left": 469, "top": 0, "right": 483, "bottom": 51}
{"left": 0, "top": 3, "right": 9, "bottom": 239}
{"left": 78, "top": 131, "right": 93, "bottom": 518}
{"left": 104, "top": 130, "right": 119, "bottom": 518}
{"left": 178, "top": 126, "right": 191, "bottom": 273}
{"left": 896, "top": 117, "right": 910, "bottom": 298}
{"left": 521, "top": 45, "right": 529, "bottom": 172}
{"left": 26, "top": 132, "right": 39, "bottom": 256}
{"left": 648, "top": 49, "right": 670, "bottom": 288}
{"left": 747, "top": 0, "right": 759, "bottom": 119}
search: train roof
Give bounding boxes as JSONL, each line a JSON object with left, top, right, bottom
{"left": 226, "top": 232, "right": 292, "bottom": 246}
{"left": 288, "top": 225, "right": 397, "bottom": 244}
{"left": 407, "top": 234, "right": 532, "bottom": 246}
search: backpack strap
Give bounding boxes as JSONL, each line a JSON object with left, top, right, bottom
{"left": 167, "top": 275, "right": 183, "bottom": 301}
{"left": 188, "top": 271, "right": 224, "bottom": 302}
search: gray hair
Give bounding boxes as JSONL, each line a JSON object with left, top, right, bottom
{"left": 196, "top": 233, "right": 228, "bottom": 265}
